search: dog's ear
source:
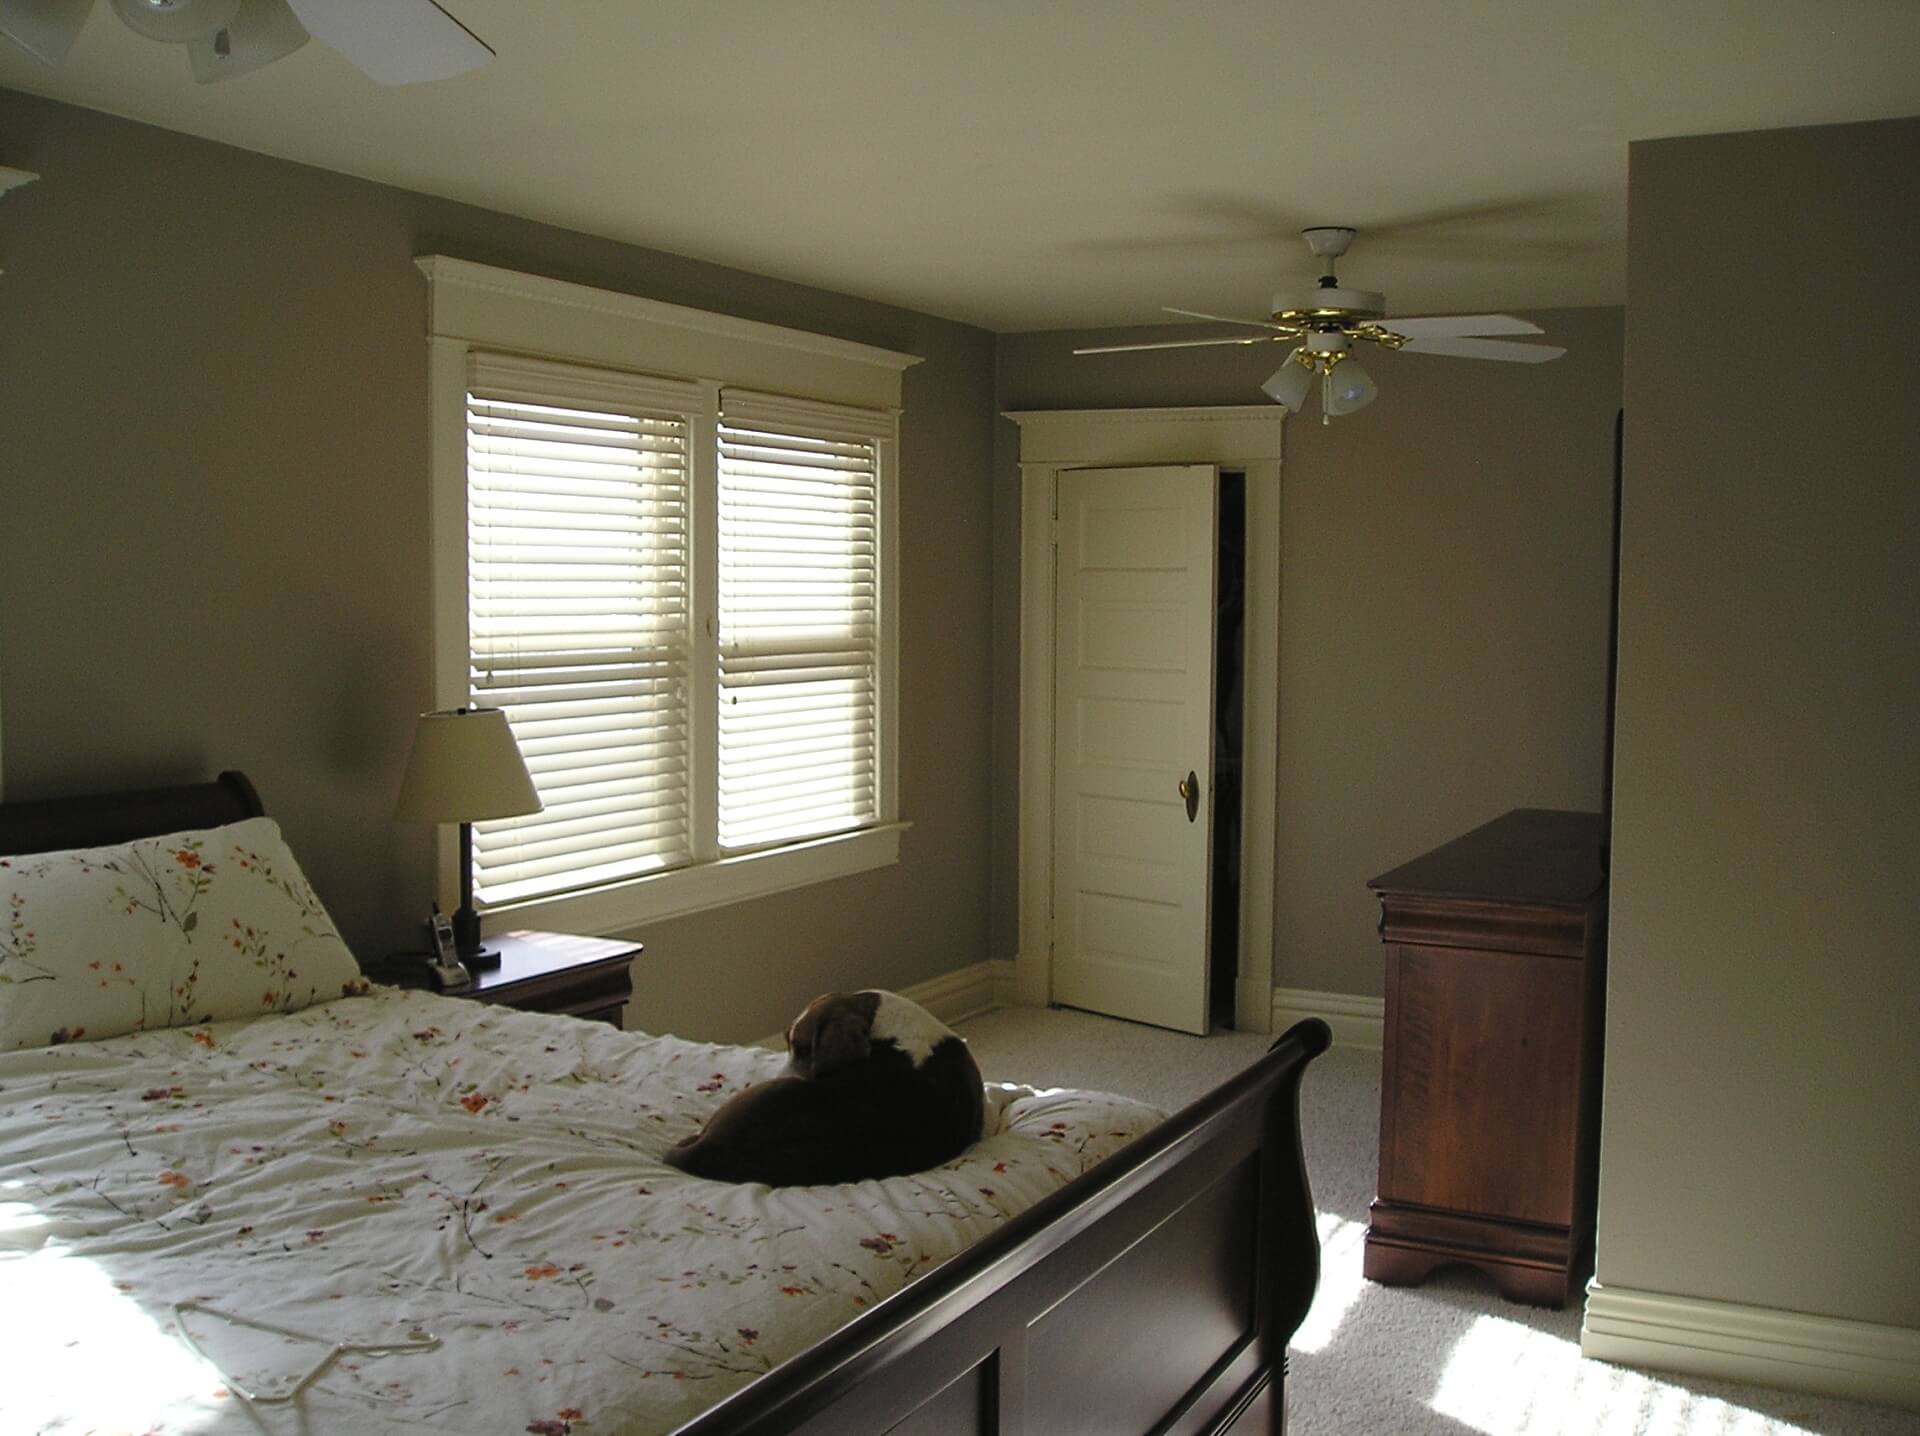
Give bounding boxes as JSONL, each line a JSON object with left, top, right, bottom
{"left": 786, "top": 994, "right": 830, "bottom": 1076}
{"left": 810, "top": 998, "right": 876, "bottom": 1075}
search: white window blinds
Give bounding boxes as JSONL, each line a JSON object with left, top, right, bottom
{"left": 465, "top": 353, "right": 701, "bottom": 905}
{"left": 716, "top": 391, "right": 889, "bottom": 851}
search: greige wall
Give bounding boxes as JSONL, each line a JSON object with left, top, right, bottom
{"left": 0, "top": 89, "right": 997, "bottom": 1045}
{"left": 995, "top": 307, "right": 1622, "bottom": 999}
{"left": 1598, "top": 116, "right": 1920, "bottom": 1328}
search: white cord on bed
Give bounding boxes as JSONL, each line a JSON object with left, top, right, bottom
{"left": 172, "top": 1300, "right": 440, "bottom": 1405}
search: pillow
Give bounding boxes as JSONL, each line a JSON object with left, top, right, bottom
{"left": 0, "top": 816, "right": 368, "bottom": 1051}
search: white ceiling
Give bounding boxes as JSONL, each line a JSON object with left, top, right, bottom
{"left": 4, "top": 2, "right": 1919, "bottom": 333}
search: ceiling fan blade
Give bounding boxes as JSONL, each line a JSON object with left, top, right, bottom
{"left": 0, "top": 0, "right": 94, "bottom": 65}
{"left": 1382, "top": 314, "right": 1543, "bottom": 340}
{"left": 1074, "top": 335, "right": 1283, "bottom": 355}
{"left": 1163, "top": 306, "right": 1292, "bottom": 333}
{"left": 1398, "top": 336, "right": 1567, "bottom": 363}
{"left": 285, "top": 0, "right": 490, "bottom": 83}
{"left": 187, "top": 0, "right": 307, "bottom": 81}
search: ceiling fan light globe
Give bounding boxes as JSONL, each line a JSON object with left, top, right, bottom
{"left": 1324, "top": 360, "right": 1379, "bottom": 416}
{"left": 110, "top": 0, "right": 242, "bottom": 42}
{"left": 1261, "top": 352, "right": 1313, "bottom": 411}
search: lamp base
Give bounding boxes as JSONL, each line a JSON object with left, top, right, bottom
{"left": 458, "top": 945, "right": 502, "bottom": 972}
{"left": 450, "top": 904, "right": 497, "bottom": 971}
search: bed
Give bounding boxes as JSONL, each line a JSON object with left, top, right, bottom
{"left": 0, "top": 771, "right": 1330, "bottom": 1435}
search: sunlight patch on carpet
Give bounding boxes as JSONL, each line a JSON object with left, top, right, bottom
{"left": 1291, "top": 1212, "right": 1370, "bottom": 1355}
{"left": 1433, "top": 1313, "right": 1822, "bottom": 1435}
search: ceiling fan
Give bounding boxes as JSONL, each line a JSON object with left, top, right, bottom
{"left": 0, "top": 0, "right": 492, "bottom": 85}
{"left": 1076, "top": 226, "right": 1566, "bottom": 422}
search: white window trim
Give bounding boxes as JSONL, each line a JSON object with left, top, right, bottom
{"left": 418, "top": 256, "right": 920, "bottom": 937}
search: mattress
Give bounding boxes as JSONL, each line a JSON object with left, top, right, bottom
{"left": 0, "top": 988, "right": 1161, "bottom": 1435}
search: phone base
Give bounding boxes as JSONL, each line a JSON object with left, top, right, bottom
{"left": 425, "top": 955, "right": 473, "bottom": 992}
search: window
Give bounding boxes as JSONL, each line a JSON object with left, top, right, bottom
{"left": 465, "top": 354, "right": 697, "bottom": 907}
{"left": 419, "top": 257, "right": 915, "bottom": 933}
{"left": 716, "top": 396, "right": 882, "bottom": 852}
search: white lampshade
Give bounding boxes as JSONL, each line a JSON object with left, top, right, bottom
{"left": 1323, "top": 360, "right": 1379, "bottom": 416}
{"left": 1261, "top": 350, "right": 1313, "bottom": 411}
{"left": 395, "top": 707, "right": 542, "bottom": 824}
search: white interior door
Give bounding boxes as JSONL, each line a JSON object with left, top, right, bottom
{"left": 1052, "top": 465, "right": 1218, "bottom": 1035}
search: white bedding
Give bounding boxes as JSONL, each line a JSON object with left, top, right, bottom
{"left": 0, "top": 988, "right": 1162, "bottom": 1435}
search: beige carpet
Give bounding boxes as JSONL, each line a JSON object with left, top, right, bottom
{"left": 957, "top": 1005, "right": 1911, "bottom": 1436}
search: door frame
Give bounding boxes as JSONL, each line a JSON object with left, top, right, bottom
{"left": 1006, "top": 406, "right": 1287, "bottom": 1033}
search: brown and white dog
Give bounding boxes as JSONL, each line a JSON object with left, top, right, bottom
{"left": 662, "top": 990, "right": 985, "bottom": 1187}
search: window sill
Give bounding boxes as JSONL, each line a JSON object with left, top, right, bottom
{"left": 480, "top": 821, "right": 908, "bottom": 940}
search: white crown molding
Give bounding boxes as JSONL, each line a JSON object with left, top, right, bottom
{"left": 1582, "top": 1281, "right": 1920, "bottom": 1410}
{"left": 1003, "top": 405, "right": 1284, "bottom": 466}
{"left": 417, "top": 255, "right": 921, "bottom": 371}
{"left": 416, "top": 255, "right": 920, "bottom": 413}
{"left": 1271, "top": 986, "right": 1385, "bottom": 1051}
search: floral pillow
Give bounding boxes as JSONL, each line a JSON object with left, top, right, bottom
{"left": 0, "top": 816, "right": 369, "bottom": 1051}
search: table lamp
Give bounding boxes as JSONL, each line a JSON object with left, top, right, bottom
{"left": 394, "top": 706, "right": 542, "bottom": 971}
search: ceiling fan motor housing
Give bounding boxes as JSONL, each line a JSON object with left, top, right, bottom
{"left": 1272, "top": 286, "right": 1387, "bottom": 324}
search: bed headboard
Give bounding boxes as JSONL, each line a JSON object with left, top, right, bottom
{"left": 0, "top": 771, "right": 265, "bottom": 857}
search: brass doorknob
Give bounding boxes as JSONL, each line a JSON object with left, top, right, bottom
{"left": 1179, "top": 770, "right": 1200, "bottom": 823}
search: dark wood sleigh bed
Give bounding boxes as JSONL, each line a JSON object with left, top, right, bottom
{"left": 0, "top": 771, "right": 1331, "bottom": 1436}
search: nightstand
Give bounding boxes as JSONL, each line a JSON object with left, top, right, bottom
{"left": 455, "top": 929, "right": 637, "bottom": 1026}
{"left": 366, "top": 930, "right": 642, "bottom": 1026}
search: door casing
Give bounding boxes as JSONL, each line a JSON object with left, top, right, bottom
{"left": 1006, "top": 406, "right": 1286, "bottom": 1033}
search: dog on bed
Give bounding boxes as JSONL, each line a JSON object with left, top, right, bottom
{"left": 662, "top": 990, "right": 985, "bottom": 1187}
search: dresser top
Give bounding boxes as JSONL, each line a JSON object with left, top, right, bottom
{"left": 1367, "top": 808, "right": 1607, "bottom": 905}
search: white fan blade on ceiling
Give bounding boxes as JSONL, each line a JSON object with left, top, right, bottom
{"left": 1398, "top": 336, "right": 1566, "bottom": 362}
{"left": 1163, "top": 306, "right": 1292, "bottom": 332}
{"left": 286, "top": 0, "right": 490, "bottom": 83}
{"left": 0, "top": 0, "right": 92, "bottom": 65}
{"left": 1074, "top": 334, "right": 1282, "bottom": 355}
{"left": 187, "top": 0, "right": 307, "bottom": 82}
{"left": 1382, "top": 314, "right": 1543, "bottom": 339}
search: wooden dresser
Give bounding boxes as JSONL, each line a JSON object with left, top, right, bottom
{"left": 1363, "top": 808, "right": 1607, "bottom": 1307}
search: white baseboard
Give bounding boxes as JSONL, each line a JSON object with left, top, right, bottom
{"left": 902, "top": 959, "right": 1012, "bottom": 1027}
{"left": 1582, "top": 1281, "right": 1920, "bottom": 1411}
{"left": 1271, "top": 985, "right": 1384, "bottom": 1051}
{"left": 751, "top": 960, "right": 1012, "bottom": 1049}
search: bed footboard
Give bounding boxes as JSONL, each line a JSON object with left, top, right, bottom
{"left": 676, "top": 1017, "right": 1331, "bottom": 1436}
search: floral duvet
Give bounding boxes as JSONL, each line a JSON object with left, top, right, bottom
{"left": 0, "top": 987, "right": 1162, "bottom": 1435}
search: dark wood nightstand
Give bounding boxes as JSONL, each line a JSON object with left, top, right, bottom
{"left": 460, "top": 930, "right": 641, "bottom": 1027}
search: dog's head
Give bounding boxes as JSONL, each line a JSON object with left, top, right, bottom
{"left": 785, "top": 990, "right": 882, "bottom": 1079}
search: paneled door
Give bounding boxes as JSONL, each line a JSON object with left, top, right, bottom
{"left": 1052, "top": 465, "right": 1218, "bottom": 1034}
